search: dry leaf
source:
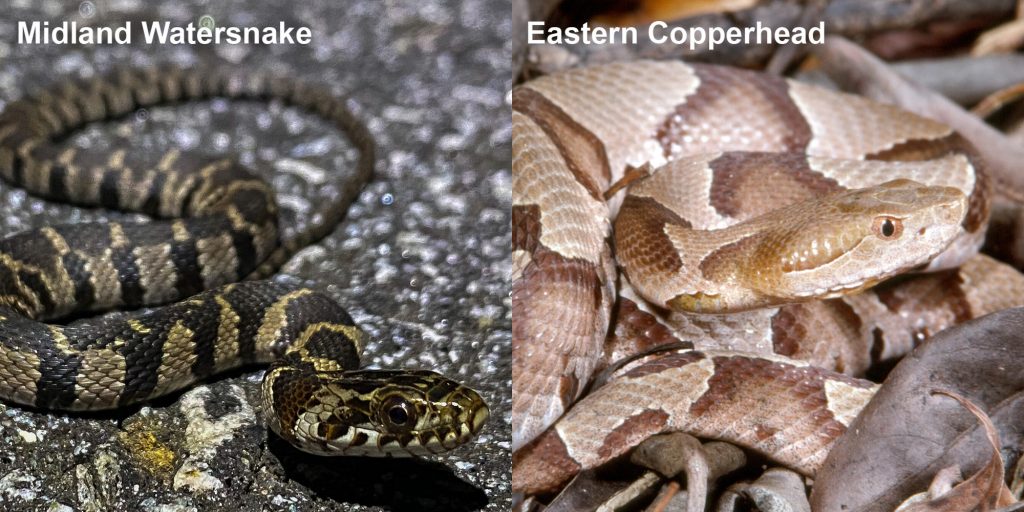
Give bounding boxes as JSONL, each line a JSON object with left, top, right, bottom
{"left": 896, "top": 390, "right": 1014, "bottom": 511}
{"left": 811, "top": 308, "right": 1024, "bottom": 512}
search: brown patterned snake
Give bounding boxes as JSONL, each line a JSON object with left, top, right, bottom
{"left": 511, "top": 60, "right": 1024, "bottom": 495}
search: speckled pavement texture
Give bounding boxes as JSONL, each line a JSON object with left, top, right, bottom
{"left": 0, "top": 1, "right": 510, "bottom": 511}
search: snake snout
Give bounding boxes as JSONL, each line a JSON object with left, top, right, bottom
{"left": 364, "top": 369, "right": 489, "bottom": 456}
{"left": 935, "top": 188, "right": 969, "bottom": 223}
{"left": 906, "top": 186, "right": 969, "bottom": 240}
{"left": 426, "top": 374, "right": 490, "bottom": 444}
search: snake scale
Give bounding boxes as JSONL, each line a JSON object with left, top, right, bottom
{"left": 0, "top": 66, "right": 488, "bottom": 457}
{"left": 512, "top": 60, "right": 1024, "bottom": 495}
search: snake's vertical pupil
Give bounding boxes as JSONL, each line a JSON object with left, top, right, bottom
{"left": 882, "top": 219, "right": 894, "bottom": 237}
{"left": 872, "top": 216, "right": 902, "bottom": 239}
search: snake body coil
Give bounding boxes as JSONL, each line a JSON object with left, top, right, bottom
{"left": 510, "top": 60, "right": 1024, "bottom": 496}
{"left": 0, "top": 66, "right": 488, "bottom": 456}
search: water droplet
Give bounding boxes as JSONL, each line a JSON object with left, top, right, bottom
{"left": 381, "top": 193, "right": 394, "bottom": 205}
{"left": 79, "top": 1, "right": 95, "bottom": 18}
{"left": 198, "top": 15, "right": 215, "bottom": 30}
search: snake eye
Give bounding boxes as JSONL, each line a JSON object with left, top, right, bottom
{"left": 389, "top": 405, "right": 409, "bottom": 425}
{"left": 871, "top": 216, "right": 903, "bottom": 240}
{"left": 381, "top": 396, "right": 416, "bottom": 430}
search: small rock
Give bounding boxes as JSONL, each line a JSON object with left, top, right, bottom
{"left": 173, "top": 460, "right": 224, "bottom": 494}
{"left": 16, "top": 428, "right": 36, "bottom": 443}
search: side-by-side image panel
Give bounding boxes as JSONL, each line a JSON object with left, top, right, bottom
{"left": 513, "top": 1, "right": 1024, "bottom": 510}
{"left": 0, "top": 1, "right": 511, "bottom": 511}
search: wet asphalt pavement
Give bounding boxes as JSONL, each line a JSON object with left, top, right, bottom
{"left": 0, "top": 1, "right": 511, "bottom": 511}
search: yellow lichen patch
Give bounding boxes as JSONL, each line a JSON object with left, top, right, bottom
{"left": 118, "top": 421, "right": 177, "bottom": 477}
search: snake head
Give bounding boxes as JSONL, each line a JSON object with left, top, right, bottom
{"left": 754, "top": 179, "right": 967, "bottom": 300}
{"left": 362, "top": 369, "right": 489, "bottom": 456}
{"left": 267, "top": 367, "right": 488, "bottom": 457}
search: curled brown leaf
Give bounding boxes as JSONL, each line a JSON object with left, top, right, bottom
{"left": 895, "top": 390, "right": 1014, "bottom": 511}
{"left": 811, "top": 307, "right": 1024, "bottom": 512}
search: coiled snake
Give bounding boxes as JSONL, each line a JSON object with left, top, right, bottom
{"left": 0, "top": 66, "right": 488, "bottom": 457}
{"left": 511, "top": 60, "right": 1024, "bottom": 495}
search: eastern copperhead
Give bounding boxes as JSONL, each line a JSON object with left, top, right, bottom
{"left": 511, "top": 60, "right": 1024, "bottom": 496}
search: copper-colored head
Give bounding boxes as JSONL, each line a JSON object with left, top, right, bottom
{"left": 747, "top": 179, "right": 967, "bottom": 300}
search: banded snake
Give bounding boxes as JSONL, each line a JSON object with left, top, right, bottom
{"left": 0, "top": 65, "right": 489, "bottom": 457}
{"left": 511, "top": 60, "right": 1024, "bottom": 495}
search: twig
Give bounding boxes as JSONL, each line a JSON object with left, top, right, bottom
{"left": 972, "top": 81, "right": 1024, "bottom": 118}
